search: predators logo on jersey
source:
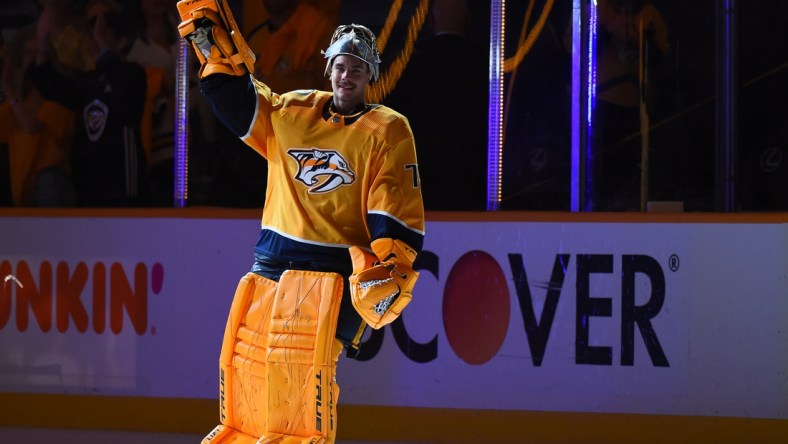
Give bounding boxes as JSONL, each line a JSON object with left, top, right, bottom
{"left": 288, "top": 148, "right": 356, "bottom": 193}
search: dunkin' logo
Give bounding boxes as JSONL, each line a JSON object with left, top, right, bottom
{"left": 0, "top": 260, "right": 164, "bottom": 335}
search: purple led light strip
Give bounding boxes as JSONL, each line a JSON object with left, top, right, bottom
{"left": 585, "top": 0, "right": 598, "bottom": 210}
{"left": 174, "top": 39, "right": 190, "bottom": 208}
{"left": 487, "top": 0, "right": 504, "bottom": 211}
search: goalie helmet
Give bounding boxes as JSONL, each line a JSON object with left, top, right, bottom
{"left": 322, "top": 24, "right": 381, "bottom": 81}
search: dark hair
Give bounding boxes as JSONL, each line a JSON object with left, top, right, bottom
{"left": 104, "top": 11, "right": 137, "bottom": 54}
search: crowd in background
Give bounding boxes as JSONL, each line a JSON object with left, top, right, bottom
{"left": 0, "top": 0, "right": 259, "bottom": 208}
{"left": 1, "top": 0, "right": 786, "bottom": 211}
{"left": 0, "top": 0, "right": 178, "bottom": 207}
{"left": 0, "top": 0, "right": 490, "bottom": 210}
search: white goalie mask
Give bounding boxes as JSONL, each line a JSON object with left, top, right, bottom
{"left": 322, "top": 24, "right": 381, "bottom": 81}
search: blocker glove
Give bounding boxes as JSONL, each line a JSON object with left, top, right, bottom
{"left": 349, "top": 238, "right": 419, "bottom": 329}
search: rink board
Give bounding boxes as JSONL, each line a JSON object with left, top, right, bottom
{"left": 0, "top": 209, "right": 786, "bottom": 441}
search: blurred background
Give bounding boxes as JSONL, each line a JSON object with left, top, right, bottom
{"left": 1, "top": 0, "right": 785, "bottom": 213}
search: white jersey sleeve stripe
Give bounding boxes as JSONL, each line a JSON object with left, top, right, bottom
{"left": 260, "top": 225, "right": 352, "bottom": 249}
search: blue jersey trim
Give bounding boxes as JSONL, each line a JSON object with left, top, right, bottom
{"left": 254, "top": 228, "right": 352, "bottom": 269}
{"left": 367, "top": 212, "right": 425, "bottom": 251}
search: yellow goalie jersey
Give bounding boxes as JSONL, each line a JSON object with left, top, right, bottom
{"left": 201, "top": 74, "right": 425, "bottom": 270}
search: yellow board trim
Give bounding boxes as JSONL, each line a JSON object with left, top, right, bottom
{"left": 1, "top": 393, "right": 786, "bottom": 443}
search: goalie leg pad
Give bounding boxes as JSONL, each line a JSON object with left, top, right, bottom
{"left": 202, "top": 424, "right": 259, "bottom": 444}
{"left": 203, "top": 272, "right": 278, "bottom": 442}
{"left": 204, "top": 271, "right": 344, "bottom": 443}
{"left": 261, "top": 270, "right": 343, "bottom": 443}
{"left": 177, "top": 0, "right": 255, "bottom": 78}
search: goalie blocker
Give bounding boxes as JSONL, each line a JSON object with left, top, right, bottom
{"left": 176, "top": 0, "right": 255, "bottom": 78}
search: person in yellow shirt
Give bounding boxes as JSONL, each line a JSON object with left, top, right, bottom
{"left": 36, "top": 0, "right": 94, "bottom": 74}
{"left": 178, "top": 1, "right": 424, "bottom": 442}
{"left": 0, "top": 25, "right": 75, "bottom": 207}
{"left": 242, "top": 0, "right": 341, "bottom": 36}
{"left": 244, "top": 0, "right": 334, "bottom": 93}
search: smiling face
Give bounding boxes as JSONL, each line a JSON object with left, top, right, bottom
{"left": 329, "top": 54, "right": 370, "bottom": 114}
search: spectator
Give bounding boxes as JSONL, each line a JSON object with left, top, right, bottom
{"left": 245, "top": 0, "right": 334, "bottom": 93}
{"left": 241, "top": 0, "right": 341, "bottom": 48}
{"left": 0, "top": 25, "right": 77, "bottom": 207}
{"left": 126, "top": 0, "right": 179, "bottom": 205}
{"left": 591, "top": 0, "right": 670, "bottom": 210}
{"left": 385, "top": 0, "right": 488, "bottom": 211}
{"left": 35, "top": 0, "right": 94, "bottom": 74}
{"left": 28, "top": 0, "right": 151, "bottom": 207}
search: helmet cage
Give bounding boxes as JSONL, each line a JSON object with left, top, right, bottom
{"left": 322, "top": 24, "right": 381, "bottom": 81}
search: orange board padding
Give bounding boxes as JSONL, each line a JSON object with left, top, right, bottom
{"left": 203, "top": 271, "right": 344, "bottom": 444}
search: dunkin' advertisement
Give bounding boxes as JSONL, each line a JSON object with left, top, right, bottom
{"left": 1, "top": 214, "right": 786, "bottom": 420}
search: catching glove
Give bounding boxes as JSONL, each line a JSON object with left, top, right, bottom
{"left": 348, "top": 238, "right": 419, "bottom": 329}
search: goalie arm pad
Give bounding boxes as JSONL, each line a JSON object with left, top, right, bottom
{"left": 348, "top": 238, "right": 419, "bottom": 329}
{"left": 177, "top": 0, "right": 255, "bottom": 78}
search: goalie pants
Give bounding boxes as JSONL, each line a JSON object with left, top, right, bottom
{"left": 203, "top": 270, "right": 352, "bottom": 444}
